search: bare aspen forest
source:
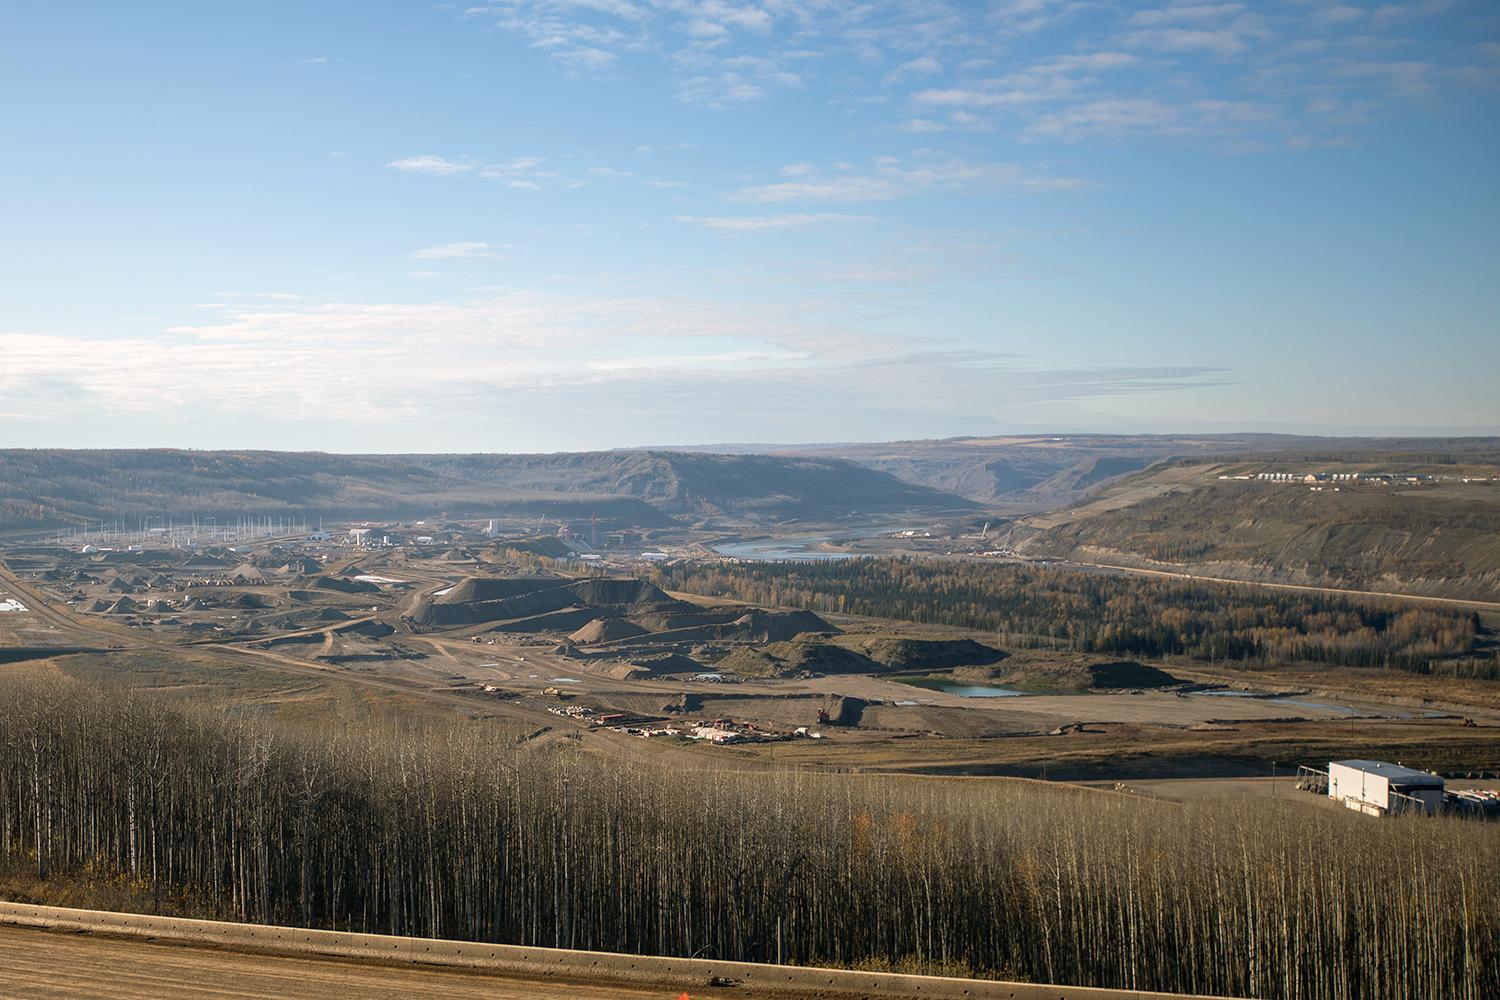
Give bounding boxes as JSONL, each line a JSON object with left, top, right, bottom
{"left": 1, "top": 676, "right": 1495, "bottom": 1000}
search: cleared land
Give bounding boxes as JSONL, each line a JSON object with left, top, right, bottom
{"left": 0, "top": 925, "right": 715, "bottom": 1000}
{"left": 0, "top": 914, "right": 1225, "bottom": 1000}
{"left": 3, "top": 530, "right": 1497, "bottom": 778}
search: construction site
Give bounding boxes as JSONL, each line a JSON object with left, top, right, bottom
{"left": 1, "top": 517, "right": 1496, "bottom": 786}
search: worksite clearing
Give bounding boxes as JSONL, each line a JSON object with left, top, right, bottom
{"left": 1, "top": 522, "right": 1495, "bottom": 782}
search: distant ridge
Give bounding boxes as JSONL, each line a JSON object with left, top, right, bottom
{"left": 0, "top": 448, "right": 972, "bottom": 527}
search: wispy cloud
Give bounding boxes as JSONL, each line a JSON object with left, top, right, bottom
{"left": 1018, "top": 97, "right": 1270, "bottom": 142}
{"left": 883, "top": 56, "right": 942, "bottom": 85}
{"left": 731, "top": 156, "right": 1088, "bottom": 203}
{"left": 1121, "top": 26, "right": 1257, "bottom": 56}
{"left": 0, "top": 288, "right": 1227, "bottom": 447}
{"left": 458, "top": 1, "right": 1004, "bottom": 107}
{"left": 387, "top": 154, "right": 474, "bottom": 176}
{"left": 409, "top": 242, "right": 504, "bottom": 259}
{"left": 897, "top": 117, "right": 949, "bottom": 133}
{"left": 914, "top": 50, "right": 1141, "bottom": 110}
{"left": 451, "top": 0, "right": 1491, "bottom": 150}
{"left": 675, "top": 213, "right": 875, "bottom": 232}
{"left": 389, "top": 152, "right": 570, "bottom": 188}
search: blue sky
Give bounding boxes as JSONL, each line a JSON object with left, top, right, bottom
{"left": 2, "top": 1, "right": 1497, "bottom": 451}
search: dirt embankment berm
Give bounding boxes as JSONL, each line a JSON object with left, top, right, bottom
{"left": 0, "top": 901, "right": 1232, "bottom": 1000}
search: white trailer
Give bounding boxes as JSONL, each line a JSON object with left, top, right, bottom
{"left": 1328, "top": 760, "right": 1445, "bottom": 817}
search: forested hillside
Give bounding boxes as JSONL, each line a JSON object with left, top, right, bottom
{"left": 655, "top": 557, "right": 1498, "bottom": 679}
{"left": 3, "top": 677, "right": 1494, "bottom": 999}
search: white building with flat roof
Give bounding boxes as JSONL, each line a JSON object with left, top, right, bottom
{"left": 1328, "top": 760, "right": 1444, "bottom": 816}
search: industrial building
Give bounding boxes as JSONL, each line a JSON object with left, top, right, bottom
{"left": 1328, "top": 760, "right": 1445, "bottom": 817}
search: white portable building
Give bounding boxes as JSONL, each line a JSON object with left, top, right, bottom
{"left": 1328, "top": 760, "right": 1444, "bottom": 816}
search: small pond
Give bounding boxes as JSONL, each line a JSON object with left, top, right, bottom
{"left": 712, "top": 537, "right": 863, "bottom": 561}
{"left": 898, "top": 677, "right": 1025, "bottom": 698}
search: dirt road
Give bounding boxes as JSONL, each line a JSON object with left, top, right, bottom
{"left": 0, "top": 924, "right": 708, "bottom": 1000}
{"left": 0, "top": 560, "right": 141, "bottom": 648}
{"left": 1017, "top": 557, "right": 1500, "bottom": 613}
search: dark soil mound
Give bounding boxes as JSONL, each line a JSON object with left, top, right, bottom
{"left": 1085, "top": 660, "right": 1180, "bottom": 689}
{"left": 721, "top": 640, "right": 877, "bottom": 677}
{"left": 622, "top": 652, "right": 704, "bottom": 677}
{"left": 438, "top": 576, "right": 559, "bottom": 604}
{"left": 630, "top": 610, "right": 734, "bottom": 631}
{"left": 568, "top": 618, "right": 649, "bottom": 644}
{"left": 501, "top": 536, "right": 573, "bottom": 559}
{"left": 487, "top": 609, "right": 600, "bottom": 634}
{"left": 336, "top": 620, "right": 396, "bottom": 639}
{"left": 228, "top": 593, "right": 270, "bottom": 609}
{"left": 861, "top": 638, "right": 1006, "bottom": 671}
{"left": 719, "top": 610, "right": 836, "bottom": 643}
{"left": 303, "top": 575, "right": 379, "bottom": 594}
{"left": 569, "top": 578, "right": 672, "bottom": 607}
{"left": 716, "top": 648, "right": 783, "bottom": 677}
{"left": 996, "top": 655, "right": 1182, "bottom": 692}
